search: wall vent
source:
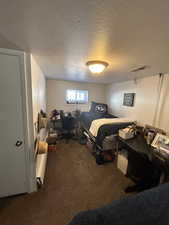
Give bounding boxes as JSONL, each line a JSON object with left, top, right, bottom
{"left": 130, "top": 65, "right": 150, "bottom": 72}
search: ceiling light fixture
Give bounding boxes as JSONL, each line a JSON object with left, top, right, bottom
{"left": 86, "top": 60, "right": 109, "bottom": 74}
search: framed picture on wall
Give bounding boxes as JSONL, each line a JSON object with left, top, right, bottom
{"left": 123, "top": 93, "right": 135, "bottom": 107}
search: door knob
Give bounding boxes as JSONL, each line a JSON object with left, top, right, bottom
{"left": 15, "top": 140, "right": 23, "bottom": 147}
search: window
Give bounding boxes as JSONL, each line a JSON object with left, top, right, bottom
{"left": 66, "top": 89, "right": 88, "bottom": 104}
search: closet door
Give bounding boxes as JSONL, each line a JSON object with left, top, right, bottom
{"left": 0, "top": 50, "right": 28, "bottom": 197}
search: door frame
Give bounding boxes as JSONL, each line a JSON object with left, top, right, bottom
{"left": 0, "top": 48, "right": 37, "bottom": 193}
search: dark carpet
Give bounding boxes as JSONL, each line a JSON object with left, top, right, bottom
{"left": 0, "top": 140, "right": 132, "bottom": 225}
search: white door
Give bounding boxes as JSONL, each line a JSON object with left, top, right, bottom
{"left": 0, "top": 51, "right": 28, "bottom": 197}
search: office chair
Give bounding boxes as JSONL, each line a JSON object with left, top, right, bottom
{"left": 60, "top": 111, "right": 76, "bottom": 143}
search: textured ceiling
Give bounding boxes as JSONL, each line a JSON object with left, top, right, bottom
{"left": 0, "top": 0, "right": 169, "bottom": 83}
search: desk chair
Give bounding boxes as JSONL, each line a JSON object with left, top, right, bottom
{"left": 60, "top": 111, "right": 76, "bottom": 142}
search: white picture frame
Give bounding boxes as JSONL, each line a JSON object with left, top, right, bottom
{"left": 151, "top": 133, "right": 169, "bottom": 150}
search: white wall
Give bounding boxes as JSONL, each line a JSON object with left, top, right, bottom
{"left": 106, "top": 74, "right": 169, "bottom": 132}
{"left": 31, "top": 55, "right": 46, "bottom": 124}
{"left": 156, "top": 74, "right": 169, "bottom": 132}
{"left": 47, "top": 80, "right": 106, "bottom": 114}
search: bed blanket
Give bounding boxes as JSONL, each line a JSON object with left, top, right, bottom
{"left": 68, "top": 183, "right": 169, "bottom": 225}
{"left": 89, "top": 118, "right": 134, "bottom": 137}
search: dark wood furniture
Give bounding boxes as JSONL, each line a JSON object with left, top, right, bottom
{"left": 118, "top": 135, "right": 169, "bottom": 192}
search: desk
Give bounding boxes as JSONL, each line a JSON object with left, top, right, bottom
{"left": 118, "top": 135, "right": 169, "bottom": 192}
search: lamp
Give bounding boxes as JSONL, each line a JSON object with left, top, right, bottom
{"left": 86, "top": 60, "right": 109, "bottom": 74}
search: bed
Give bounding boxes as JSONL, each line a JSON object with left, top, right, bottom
{"left": 80, "top": 102, "right": 133, "bottom": 149}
